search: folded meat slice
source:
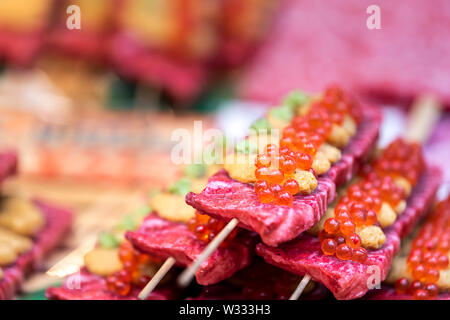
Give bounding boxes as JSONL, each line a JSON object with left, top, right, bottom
{"left": 186, "top": 106, "right": 381, "bottom": 246}
{"left": 188, "top": 259, "right": 330, "bottom": 300}
{"left": 125, "top": 214, "right": 257, "bottom": 285}
{"left": 46, "top": 269, "right": 175, "bottom": 300}
{"left": 0, "top": 199, "right": 72, "bottom": 300}
{"left": 256, "top": 167, "right": 441, "bottom": 300}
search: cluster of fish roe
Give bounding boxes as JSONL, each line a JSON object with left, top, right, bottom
{"left": 187, "top": 211, "right": 237, "bottom": 245}
{"left": 106, "top": 240, "right": 154, "bottom": 296}
{"left": 320, "top": 139, "right": 424, "bottom": 262}
{"left": 255, "top": 86, "right": 360, "bottom": 206}
{"left": 395, "top": 199, "right": 449, "bottom": 300}
{"left": 374, "top": 138, "right": 424, "bottom": 185}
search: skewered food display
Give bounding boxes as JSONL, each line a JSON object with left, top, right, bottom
{"left": 0, "top": 151, "right": 72, "bottom": 299}
{"left": 256, "top": 139, "right": 441, "bottom": 299}
{"left": 126, "top": 212, "right": 256, "bottom": 286}
{"left": 0, "top": 0, "right": 448, "bottom": 305}
{"left": 126, "top": 163, "right": 258, "bottom": 286}
{"left": 318, "top": 139, "right": 426, "bottom": 262}
{"left": 46, "top": 205, "right": 176, "bottom": 300}
{"left": 47, "top": 162, "right": 256, "bottom": 299}
{"left": 365, "top": 197, "right": 450, "bottom": 300}
{"left": 187, "top": 86, "right": 381, "bottom": 246}
{"left": 44, "top": 87, "right": 445, "bottom": 302}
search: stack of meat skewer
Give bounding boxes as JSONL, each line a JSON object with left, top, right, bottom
{"left": 365, "top": 196, "right": 450, "bottom": 300}
{"left": 0, "top": 151, "right": 72, "bottom": 299}
{"left": 47, "top": 86, "right": 446, "bottom": 300}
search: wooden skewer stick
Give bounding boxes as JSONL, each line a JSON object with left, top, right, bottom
{"left": 177, "top": 218, "right": 239, "bottom": 287}
{"left": 289, "top": 93, "right": 442, "bottom": 300}
{"left": 140, "top": 94, "right": 441, "bottom": 299}
{"left": 137, "top": 218, "right": 240, "bottom": 296}
{"left": 289, "top": 274, "right": 311, "bottom": 300}
{"left": 138, "top": 257, "right": 176, "bottom": 300}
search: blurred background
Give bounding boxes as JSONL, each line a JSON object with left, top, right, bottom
{"left": 0, "top": 0, "right": 449, "bottom": 297}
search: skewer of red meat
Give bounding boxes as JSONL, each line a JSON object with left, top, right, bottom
{"left": 179, "top": 94, "right": 441, "bottom": 297}
{"left": 364, "top": 196, "right": 450, "bottom": 300}
{"left": 127, "top": 86, "right": 380, "bottom": 294}
{"left": 126, "top": 209, "right": 258, "bottom": 299}
{"left": 0, "top": 152, "right": 72, "bottom": 299}
{"left": 177, "top": 93, "right": 381, "bottom": 286}
{"left": 126, "top": 214, "right": 258, "bottom": 288}
{"left": 186, "top": 104, "right": 381, "bottom": 247}
{"left": 256, "top": 165, "right": 441, "bottom": 300}
{"left": 257, "top": 96, "right": 443, "bottom": 299}
{"left": 1, "top": 200, "right": 72, "bottom": 299}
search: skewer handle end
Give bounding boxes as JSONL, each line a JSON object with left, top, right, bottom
{"left": 404, "top": 94, "right": 442, "bottom": 144}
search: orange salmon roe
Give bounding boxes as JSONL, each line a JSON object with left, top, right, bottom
{"left": 106, "top": 240, "right": 155, "bottom": 296}
{"left": 396, "top": 198, "right": 450, "bottom": 300}
{"left": 320, "top": 139, "right": 424, "bottom": 263}
{"left": 187, "top": 211, "right": 237, "bottom": 245}
{"left": 255, "top": 86, "right": 359, "bottom": 206}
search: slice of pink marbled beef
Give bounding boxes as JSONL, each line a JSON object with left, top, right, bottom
{"left": 256, "top": 166, "right": 441, "bottom": 300}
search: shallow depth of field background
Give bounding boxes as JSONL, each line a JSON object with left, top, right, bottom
{"left": 0, "top": 0, "right": 448, "bottom": 298}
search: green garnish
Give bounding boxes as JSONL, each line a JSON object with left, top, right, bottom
{"left": 131, "top": 204, "right": 152, "bottom": 217}
{"left": 250, "top": 118, "right": 272, "bottom": 133}
{"left": 269, "top": 105, "right": 294, "bottom": 122}
{"left": 183, "top": 163, "right": 207, "bottom": 178}
{"left": 234, "top": 140, "right": 258, "bottom": 154}
{"left": 167, "top": 177, "right": 192, "bottom": 196}
{"left": 202, "top": 135, "right": 227, "bottom": 164}
{"left": 98, "top": 232, "right": 120, "bottom": 248}
{"left": 116, "top": 215, "right": 137, "bottom": 231}
{"left": 283, "top": 90, "right": 309, "bottom": 109}
{"left": 148, "top": 188, "right": 160, "bottom": 199}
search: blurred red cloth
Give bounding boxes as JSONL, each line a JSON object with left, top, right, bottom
{"left": 239, "top": 0, "right": 450, "bottom": 107}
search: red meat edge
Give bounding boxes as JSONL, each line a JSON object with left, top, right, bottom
{"left": 125, "top": 214, "right": 257, "bottom": 286}
{"left": 0, "top": 199, "right": 72, "bottom": 299}
{"left": 45, "top": 268, "right": 175, "bottom": 300}
{"left": 256, "top": 166, "right": 441, "bottom": 300}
